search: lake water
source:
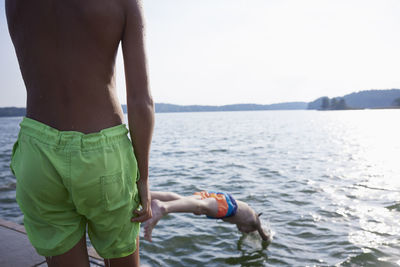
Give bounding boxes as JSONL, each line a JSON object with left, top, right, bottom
{"left": 1, "top": 110, "right": 400, "bottom": 266}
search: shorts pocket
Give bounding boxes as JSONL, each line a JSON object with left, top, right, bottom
{"left": 100, "top": 172, "right": 130, "bottom": 211}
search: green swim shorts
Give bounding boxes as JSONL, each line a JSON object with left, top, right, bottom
{"left": 10, "top": 117, "right": 141, "bottom": 259}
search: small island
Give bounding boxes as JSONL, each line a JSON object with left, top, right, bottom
{"left": 307, "top": 89, "right": 400, "bottom": 110}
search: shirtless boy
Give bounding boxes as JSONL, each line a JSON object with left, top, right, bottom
{"left": 142, "top": 191, "right": 271, "bottom": 242}
{"left": 6, "top": 1, "right": 153, "bottom": 266}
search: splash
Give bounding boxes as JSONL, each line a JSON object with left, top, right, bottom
{"left": 238, "top": 220, "right": 273, "bottom": 252}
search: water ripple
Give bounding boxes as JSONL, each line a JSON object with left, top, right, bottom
{"left": 1, "top": 112, "right": 400, "bottom": 266}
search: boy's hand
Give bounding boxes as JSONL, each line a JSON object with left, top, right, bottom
{"left": 131, "top": 179, "right": 152, "bottom": 222}
{"left": 132, "top": 200, "right": 152, "bottom": 222}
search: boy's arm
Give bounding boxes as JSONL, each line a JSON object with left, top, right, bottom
{"left": 122, "top": 0, "right": 154, "bottom": 223}
{"left": 257, "top": 226, "right": 271, "bottom": 242}
{"left": 256, "top": 215, "right": 271, "bottom": 242}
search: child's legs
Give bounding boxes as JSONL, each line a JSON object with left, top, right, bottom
{"left": 143, "top": 196, "right": 218, "bottom": 242}
{"left": 162, "top": 196, "right": 218, "bottom": 217}
{"left": 150, "top": 191, "right": 184, "bottom": 201}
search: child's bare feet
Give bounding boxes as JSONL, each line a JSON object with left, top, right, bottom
{"left": 143, "top": 199, "right": 165, "bottom": 242}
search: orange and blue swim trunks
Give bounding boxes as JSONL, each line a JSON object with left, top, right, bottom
{"left": 194, "top": 191, "right": 238, "bottom": 219}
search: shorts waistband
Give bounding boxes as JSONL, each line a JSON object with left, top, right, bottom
{"left": 19, "top": 117, "right": 129, "bottom": 150}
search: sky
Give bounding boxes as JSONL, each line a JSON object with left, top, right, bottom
{"left": 1, "top": 0, "right": 400, "bottom": 107}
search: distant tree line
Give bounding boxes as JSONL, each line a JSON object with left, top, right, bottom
{"left": 2, "top": 90, "right": 400, "bottom": 117}
{"left": 0, "top": 107, "right": 26, "bottom": 117}
{"left": 394, "top": 97, "right": 400, "bottom": 107}
{"left": 320, "top": 97, "right": 349, "bottom": 110}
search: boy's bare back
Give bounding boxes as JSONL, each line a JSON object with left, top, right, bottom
{"left": 6, "top": 0, "right": 146, "bottom": 133}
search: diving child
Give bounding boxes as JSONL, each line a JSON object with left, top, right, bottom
{"left": 133, "top": 191, "right": 271, "bottom": 242}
